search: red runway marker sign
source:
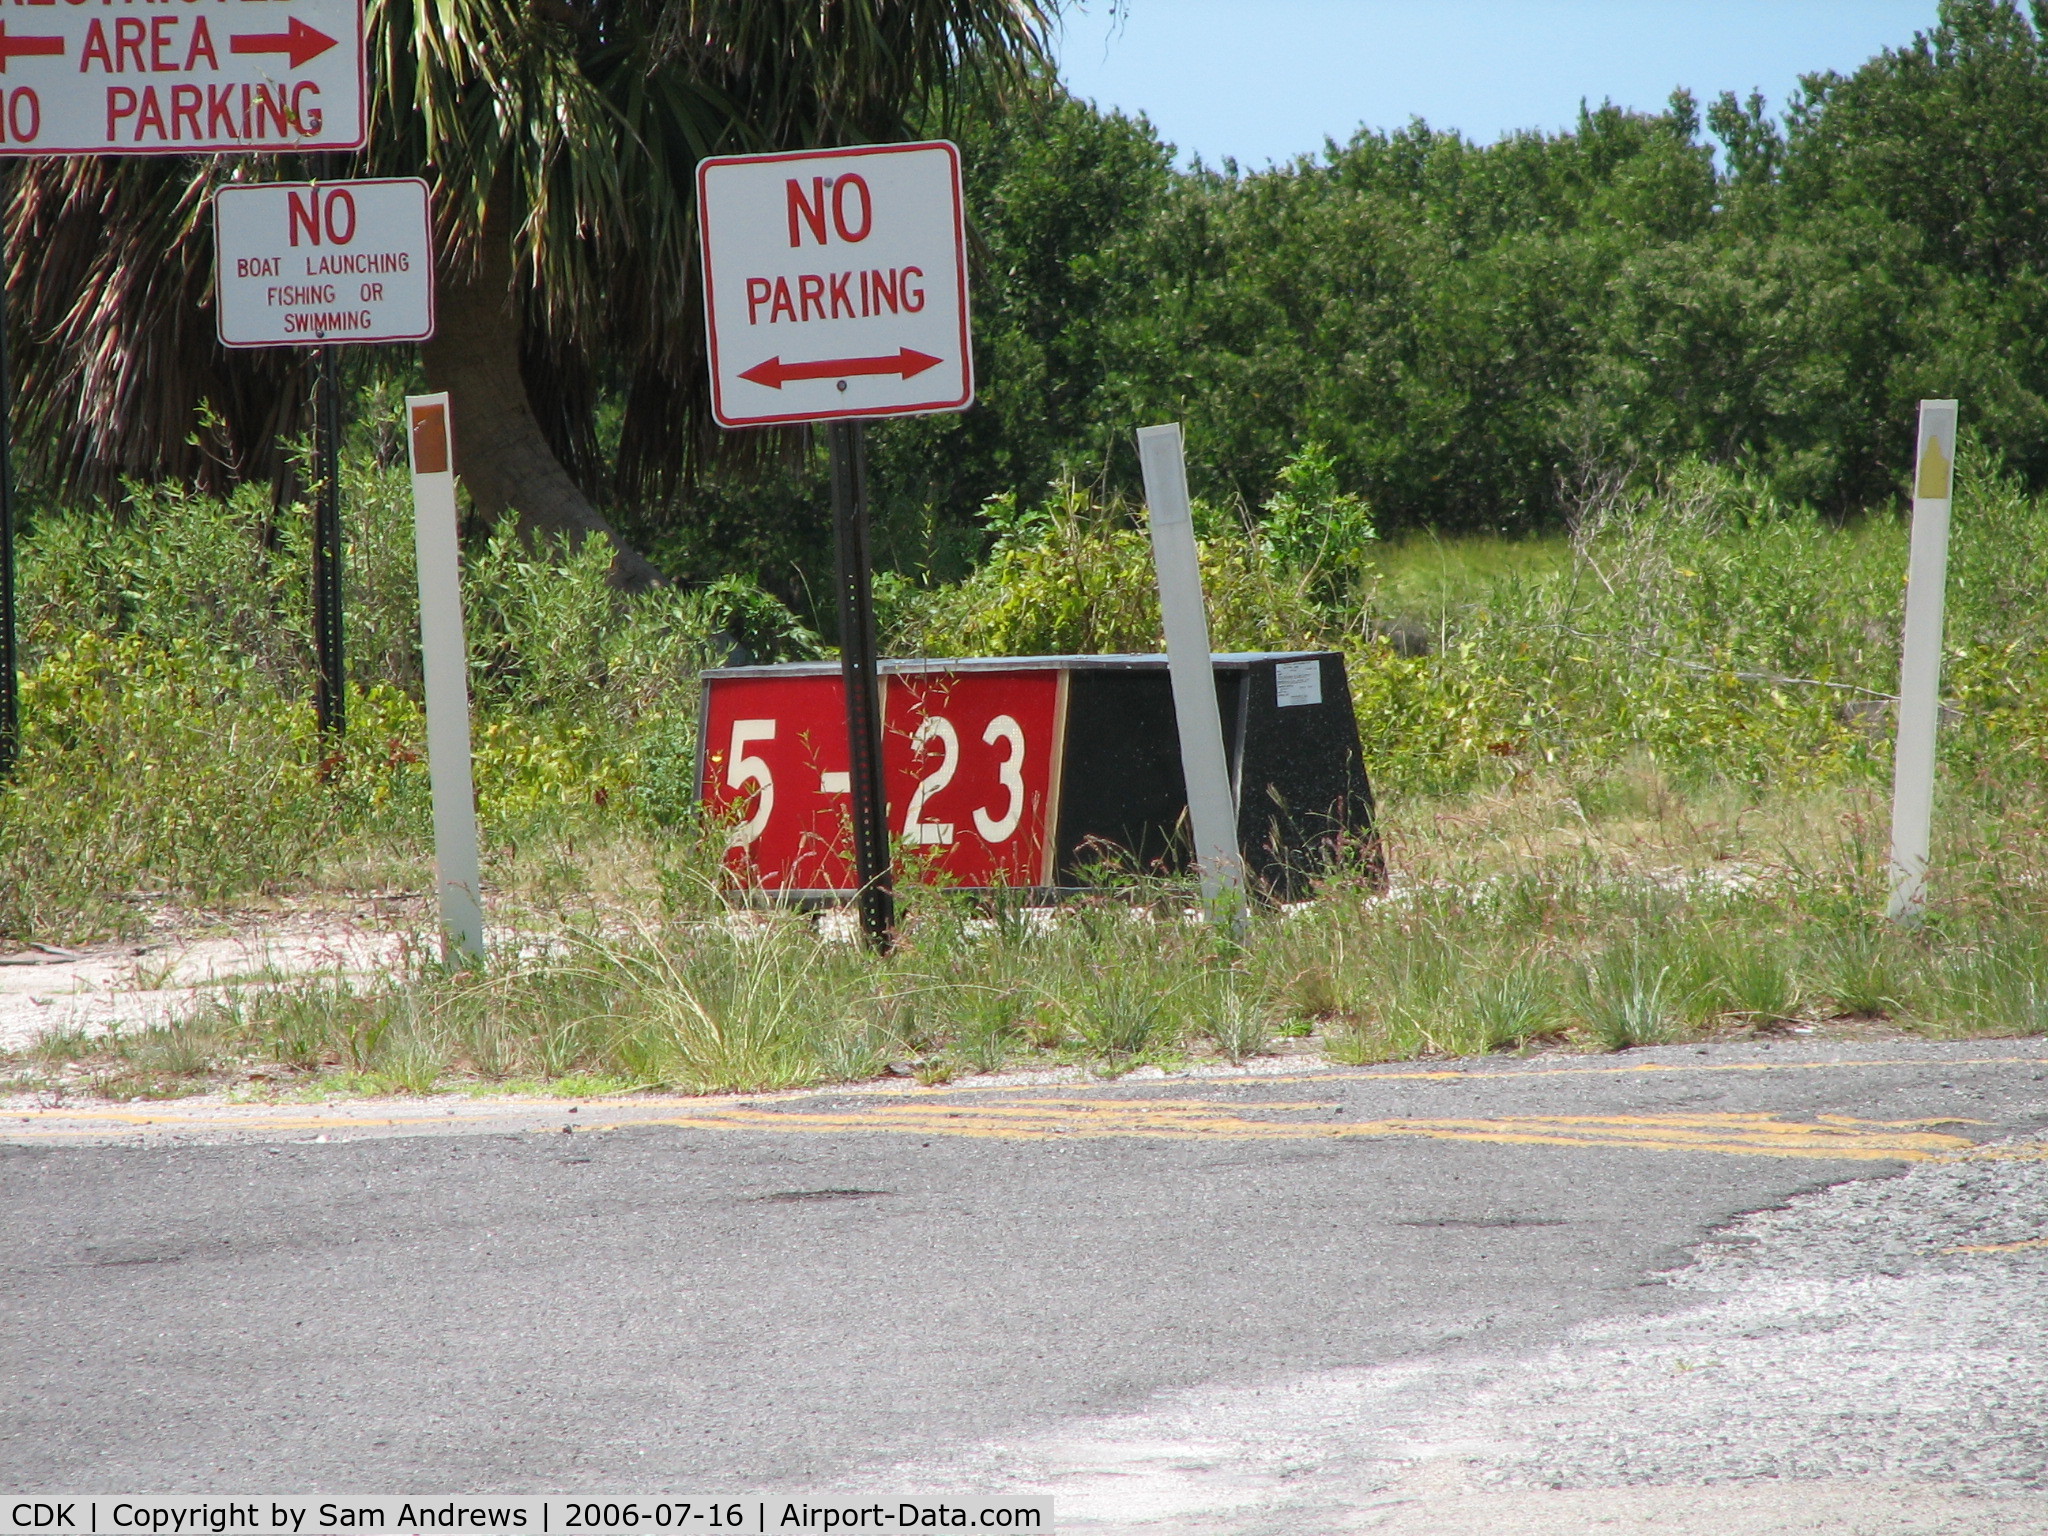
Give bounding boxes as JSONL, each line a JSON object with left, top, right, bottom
{"left": 0, "top": 0, "right": 364, "bottom": 156}
{"left": 698, "top": 651, "right": 1380, "bottom": 901}
{"left": 697, "top": 140, "right": 972, "bottom": 427}
{"left": 214, "top": 178, "right": 434, "bottom": 348}
{"left": 702, "top": 666, "right": 1064, "bottom": 893}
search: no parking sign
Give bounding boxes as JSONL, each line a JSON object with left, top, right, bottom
{"left": 695, "top": 140, "right": 978, "bottom": 946}
{"left": 697, "top": 141, "right": 972, "bottom": 427}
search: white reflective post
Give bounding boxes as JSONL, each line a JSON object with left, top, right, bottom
{"left": 1887, "top": 398, "right": 1960, "bottom": 926}
{"left": 1137, "top": 423, "right": 1244, "bottom": 911}
{"left": 404, "top": 393, "right": 486, "bottom": 964}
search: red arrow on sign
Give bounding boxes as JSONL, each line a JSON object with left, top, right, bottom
{"left": 0, "top": 23, "right": 64, "bottom": 70}
{"left": 230, "top": 16, "right": 338, "bottom": 69}
{"left": 739, "top": 347, "right": 942, "bottom": 390}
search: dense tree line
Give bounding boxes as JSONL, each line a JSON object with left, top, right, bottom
{"left": 857, "top": 0, "right": 2048, "bottom": 556}
{"left": 27, "top": 0, "right": 2048, "bottom": 608}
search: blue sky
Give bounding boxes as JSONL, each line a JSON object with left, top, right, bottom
{"left": 1053, "top": 2, "right": 1943, "bottom": 168}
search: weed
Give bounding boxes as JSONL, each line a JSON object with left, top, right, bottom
{"left": 28, "top": 1026, "right": 101, "bottom": 1067}
{"left": 1068, "top": 966, "right": 1174, "bottom": 1061}
{"left": 953, "top": 983, "right": 1026, "bottom": 1074}
{"left": 813, "top": 1017, "right": 896, "bottom": 1085}
{"left": 1323, "top": 1020, "right": 1404, "bottom": 1067}
{"left": 1816, "top": 926, "right": 1916, "bottom": 1018}
{"left": 1671, "top": 926, "right": 1804, "bottom": 1025}
{"left": 1468, "top": 966, "right": 1562, "bottom": 1052}
{"left": 1206, "top": 982, "right": 1273, "bottom": 1064}
{"left": 1580, "top": 946, "right": 1680, "bottom": 1050}
{"left": 369, "top": 1043, "right": 448, "bottom": 1095}
{"left": 1278, "top": 962, "right": 1346, "bottom": 1026}
{"left": 1924, "top": 928, "right": 2048, "bottom": 1037}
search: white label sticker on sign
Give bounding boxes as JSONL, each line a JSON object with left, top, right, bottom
{"left": 1275, "top": 659, "right": 1322, "bottom": 708}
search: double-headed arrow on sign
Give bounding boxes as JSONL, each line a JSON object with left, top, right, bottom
{"left": 739, "top": 347, "right": 942, "bottom": 390}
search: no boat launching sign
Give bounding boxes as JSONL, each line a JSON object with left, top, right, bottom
{"left": 214, "top": 178, "right": 433, "bottom": 347}
{"left": 697, "top": 140, "right": 972, "bottom": 427}
{"left": 0, "top": 0, "right": 364, "bottom": 155}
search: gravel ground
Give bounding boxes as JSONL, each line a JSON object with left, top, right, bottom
{"left": 842, "top": 1143, "right": 2048, "bottom": 1532}
{"left": 1457, "top": 1148, "right": 2048, "bottom": 1496}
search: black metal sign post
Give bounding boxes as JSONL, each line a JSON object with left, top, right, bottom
{"left": 0, "top": 200, "right": 16, "bottom": 780}
{"left": 311, "top": 340, "right": 345, "bottom": 737}
{"left": 221, "top": 173, "right": 434, "bottom": 740}
{"left": 828, "top": 420, "right": 893, "bottom": 950}
{"left": 697, "top": 142, "right": 974, "bottom": 951}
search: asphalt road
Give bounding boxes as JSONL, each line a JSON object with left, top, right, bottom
{"left": 5, "top": 1038, "right": 2048, "bottom": 1532}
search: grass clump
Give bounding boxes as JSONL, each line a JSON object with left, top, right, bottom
{"left": 1579, "top": 945, "right": 1682, "bottom": 1051}
{"left": 1205, "top": 982, "right": 1274, "bottom": 1066}
{"left": 1467, "top": 968, "right": 1564, "bottom": 1053}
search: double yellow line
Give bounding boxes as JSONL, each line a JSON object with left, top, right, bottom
{"left": 630, "top": 1099, "right": 1988, "bottom": 1161}
{"left": 8, "top": 1051, "right": 2043, "bottom": 1163}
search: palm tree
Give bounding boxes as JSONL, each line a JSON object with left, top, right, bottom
{"left": 12, "top": 0, "right": 1051, "bottom": 588}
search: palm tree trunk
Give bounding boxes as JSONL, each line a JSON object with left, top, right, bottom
{"left": 421, "top": 233, "right": 667, "bottom": 593}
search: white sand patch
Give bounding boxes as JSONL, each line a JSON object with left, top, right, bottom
{"left": 0, "top": 922, "right": 417, "bottom": 1050}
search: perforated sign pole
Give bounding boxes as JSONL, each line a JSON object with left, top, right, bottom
{"left": 697, "top": 140, "right": 973, "bottom": 948}
{"left": 312, "top": 341, "right": 345, "bottom": 735}
{"left": 829, "top": 422, "right": 893, "bottom": 948}
{"left": 0, "top": 169, "right": 16, "bottom": 779}
{"left": 310, "top": 151, "right": 348, "bottom": 738}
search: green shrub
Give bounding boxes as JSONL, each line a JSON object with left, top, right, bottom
{"left": 0, "top": 451, "right": 814, "bottom": 937}
{"left": 885, "top": 480, "right": 1335, "bottom": 657}
{"left": 886, "top": 444, "right": 2048, "bottom": 804}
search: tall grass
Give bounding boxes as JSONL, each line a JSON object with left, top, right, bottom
{"left": 19, "top": 773, "right": 2048, "bottom": 1101}
{"left": 888, "top": 445, "right": 2048, "bottom": 800}
{"left": 8, "top": 436, "right": 2048, "bottom": 1094}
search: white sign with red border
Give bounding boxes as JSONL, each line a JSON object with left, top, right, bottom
{"left": 0, "top": 0, "right": 365, "bottom": 156}
{"left": 697, "top": 140, "right": 972, "bottom": 427}
{"left": 215, "top": 177, "right": 434, "bottom": 348}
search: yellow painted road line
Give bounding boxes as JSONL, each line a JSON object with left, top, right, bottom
{"left": 711, "top": 1053, "right": 2045, "bottom": 1096}
{"left": 3, "top": 1051, "right": 2042, "bottom": 1149}
{"left": 1078, "top": 1054, "right": 2048, "bottom": 1090}
{"left": 1943, "top": 1235, "right": 2048, "bottom": 1254}
{"left": 2, "top": 1100, "right": 2028, "bottom": 1162}
{"left": 617, "top": 1102, "right": 1987, "bottom": 1160}
{"left": 4, "top": 1050, "right": 2041, "bottom": 1131}
{"left": 1, "top": 1112, "right": 463, "bottom": 1136}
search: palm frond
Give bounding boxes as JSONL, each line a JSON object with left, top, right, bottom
{"left": 12, "top": 0, "right": 1053, "bottom": 511}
